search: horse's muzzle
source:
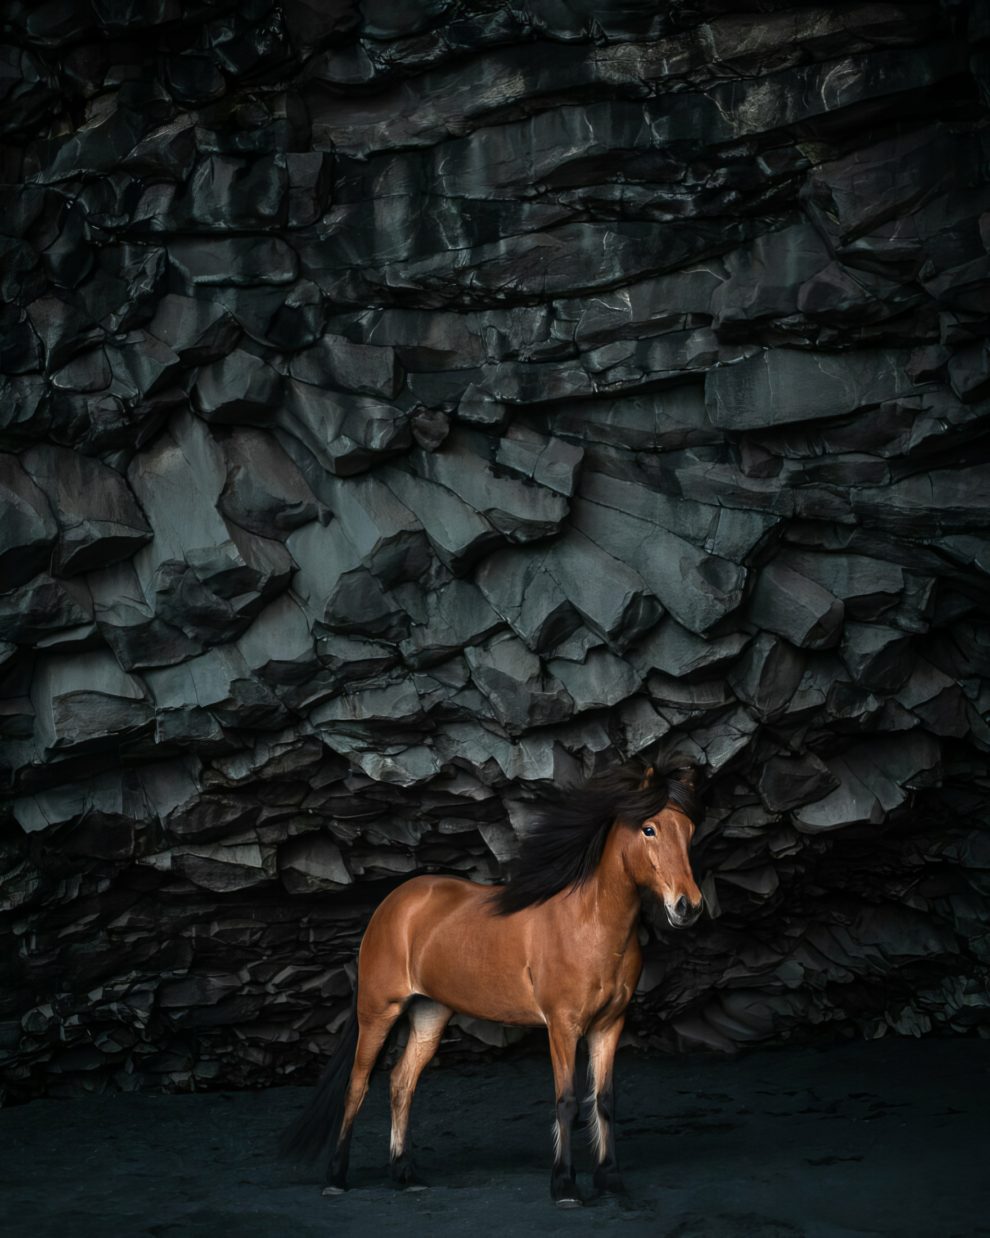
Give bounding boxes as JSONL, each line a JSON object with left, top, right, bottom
{"left": 665, "top": 896, "right": 703, "bottom": 928}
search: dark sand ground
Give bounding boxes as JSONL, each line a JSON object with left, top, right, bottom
{"left": 2, "top": 1038, "right": 988, "bottom": 1238}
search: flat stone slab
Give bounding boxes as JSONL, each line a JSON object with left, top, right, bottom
{"left": 706, "top": 348, "right": 917, "bottom": 430}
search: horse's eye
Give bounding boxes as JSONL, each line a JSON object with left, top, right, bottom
{"left": 642, "top": 826, "right": 656, "bottom": 837}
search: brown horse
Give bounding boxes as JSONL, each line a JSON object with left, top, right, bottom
{"left": 280, "top": 755, "right": 705, "bottom": 1206}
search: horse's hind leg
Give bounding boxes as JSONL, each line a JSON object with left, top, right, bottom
{"left": 587, "top": 1017, "right": 625, "bottom": 1195}
{"left": 324, "top": 997, "right": 404, "bottom": 1195}
{"left": 389, "top": 999, "right": 451, "bottom": 1188}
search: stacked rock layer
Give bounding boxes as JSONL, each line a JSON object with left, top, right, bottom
{"left": 1, "top": 1, "right": 989, "bottom": 1099}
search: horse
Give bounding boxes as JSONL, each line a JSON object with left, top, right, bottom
{"left": 279, "top": 754, "right": 705, "bottom": 1207}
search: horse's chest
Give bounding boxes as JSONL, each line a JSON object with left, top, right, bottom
{"left": 530, "top": 938, "right": 639, "bottom": 1018}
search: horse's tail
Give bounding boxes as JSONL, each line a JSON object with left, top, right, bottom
{"left": 278, "top": 1001, "right": 361, "bottom": 1162}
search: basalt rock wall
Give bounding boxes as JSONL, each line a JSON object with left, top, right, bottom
{"left": 1, "top": 1, "right": 989, "bottom": 1100}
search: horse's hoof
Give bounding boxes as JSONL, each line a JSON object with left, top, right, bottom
{"left": 555, "top": 1196, "right": 583, "bottom": 1209}
{"left": 321, "top": 1185, "right": 346, "bottom": 1197}
{"left": 391, "top": 1159, "right": 428, "bottom": 1191}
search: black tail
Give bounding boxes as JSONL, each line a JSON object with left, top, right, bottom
{"left": 278, "top": 1003, "right": 360, "bottom": 1162}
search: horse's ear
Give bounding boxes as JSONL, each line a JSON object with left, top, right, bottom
{"left": 671, "top": 763, "right": 701, "bottom": 791}
{"left": 660, "top": 753, "right": 702, "bottom": 791}
{"left": 637, "top": 765, "right": 656, "bottom": 790}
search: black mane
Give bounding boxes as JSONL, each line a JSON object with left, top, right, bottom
{"left": 490, "top": 755, "right": 703, "bottom": 916}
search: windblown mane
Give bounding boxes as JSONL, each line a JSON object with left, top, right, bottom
{"left": 490, "top": 754, "right": 703, "bottom": 916}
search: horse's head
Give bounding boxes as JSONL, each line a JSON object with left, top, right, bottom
{"left": 625, "top": 760, "right": 704, "bottom": 929}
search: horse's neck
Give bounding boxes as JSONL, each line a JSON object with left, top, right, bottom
{"left": 569, "top": 827, "right": 642, "bottom": 949}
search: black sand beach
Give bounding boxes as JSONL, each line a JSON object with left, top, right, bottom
{"left": 2, "top": 1038, "right": 988, "bottom": 1238}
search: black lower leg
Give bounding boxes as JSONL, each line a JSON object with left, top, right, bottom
{"left": 324, "top": 1130, "right": 351, "bottom": 1192}
{"left": 550, "top": 1090, "right": 580, "bottom": 1203}
{"left": 592, "top": 1082, "right": 624, "bottom": 1194}
{"left": 390, "top": 1147, "right": 425, "bottom": 1188}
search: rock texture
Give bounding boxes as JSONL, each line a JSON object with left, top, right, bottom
{"left": 1, "top": 1, "right": 988, "bottom": 1100}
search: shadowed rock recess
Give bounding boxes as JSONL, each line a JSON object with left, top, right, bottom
{"left": 1, "top": 1, "right": 988, "bottom": 1101}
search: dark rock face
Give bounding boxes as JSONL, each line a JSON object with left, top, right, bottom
{"left": 0, "top": 2, "right": 988, "bottom": 1099}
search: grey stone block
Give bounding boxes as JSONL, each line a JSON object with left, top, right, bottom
{"left": 706, "top": 348, "right": 917, "bottom": 430}
{"left": 547, "top": 647, "right": 641, "bottom": 715}
{"left": 494, "top": 426, "right": 583, "bottom": 497}
{"left": 550, "top": 386, "right": 720, "bottom": 452}
{"left": 87, "top": 560, "right": 199, "bottom": 670}
{"left": 711, "top": 221, "right": 831, "bottom": 329}
{"left": 282, "top": 379, "right": 412, "bottom": 477}
{"left": 476, "top": 544, "right": 579, "bottom": 652}
{"left": 30, "top": 651, "right": 151, "bottom": 756}
{"left": 144, "top": 645, "right": 288, "bottom": 738}
{"left": 778, "top": 551, "right": 904, "bottom": 623}
{"left": 21, "top": 445, "right": 151, "bottom": 576}
{"left": 279, "top": 834, "right": 352, "bottom": 894}
{"left": 476, "top": 528, "right": 661, "bottom": 653}
{"left": 758, "top": 753, "right": 840, "bottom": 813}
{"left": 287, "top": 518, "right": 409, "bottom": 641}
{"left": 289, "top": 335, "right": 400, "bottom": 400}
{"left": 748, "top": 562, "right": 845, "bottom": 650}
{"left": 413, "top": 429, "right": 569, "bottom": 544}
{"left": 216, "top": 428, "right": 322, "bottom": 538}
{"left": 147, "top": 293, "right": 240, "bottom": 363}
{"left": 632, "top": 618, "right": 750, "bottom": 682}
{"left": 379, "top": 465, "right": 500, "bottom": 573}
{"left": 128, "top": 413, "right": 294, "bottom": 645}
{"left": 465, "top": 632, "right": 572, "bottom": 733}
{"left": 235, "top": 592, "right": 319, "bottom": 687}
{"left": 399, "top": 580, "right": 503, "bottom": 668}
{"left": 194, "top": 351, "right": 283, "bottom": 424}
{"left": 571, "top": 495, "right": 745, "bottom": 636}
{"left": 840, "top": 623, "right": 914, "bottom": 692}
{"left": 0, "top": 453, "right": 58, "bottom": 587}
{"left": 0, "top": 573, "right": 93, "bottom": 647}
{"left": 168, "top": 237, "right": 298, "bottom": 287}
{"left": 318, "top": 474, "right": 430, "bottom": 588}
{"left": 728, "top": 632, "right": 805, "bottom": 720}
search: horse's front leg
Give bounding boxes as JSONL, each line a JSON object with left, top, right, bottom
{"left": 546, "top": 1019, "right": 582, "bottom": 1207}
{"left": 587, "top": 1017, "right": 625, "bottom": 1195}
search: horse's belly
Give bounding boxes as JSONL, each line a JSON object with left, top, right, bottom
{"left": 419, "top": 965, "right": 545, "bottom": 1027}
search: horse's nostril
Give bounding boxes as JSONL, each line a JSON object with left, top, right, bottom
{"left": 674, "top": 895, "right": 688, "bottom": 918}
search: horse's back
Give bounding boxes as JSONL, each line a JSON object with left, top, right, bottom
{"left": 361, "top": 874, "right": 493, "bottom": 954}
{"left": 357, "top": 875, "right": 486, "bottom": 985}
